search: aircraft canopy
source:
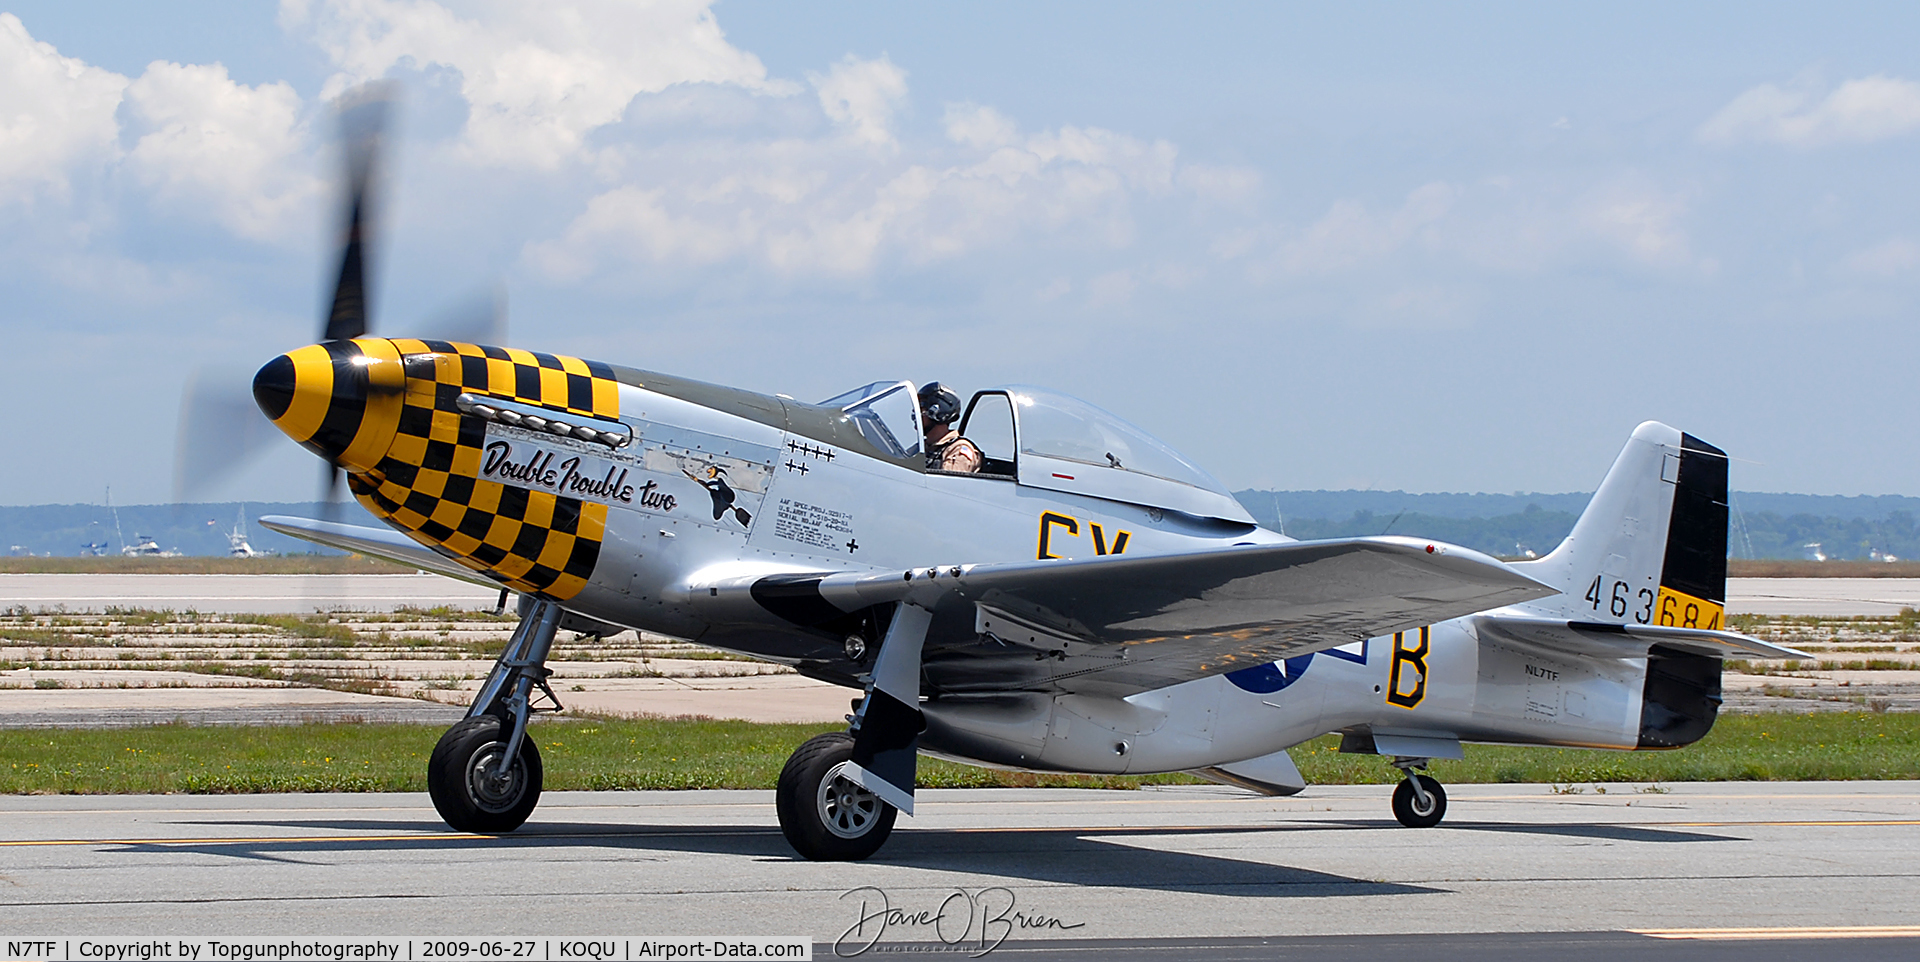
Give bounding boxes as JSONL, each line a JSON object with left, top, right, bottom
{"left": 996, "top": 385, "right": 1255, "bottom": 524}
{"left": 817, "top": 380, "right": 1256, "bottom": 523}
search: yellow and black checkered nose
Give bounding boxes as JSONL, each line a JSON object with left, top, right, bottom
{"left": 255, "top": 337, "right": 623, "bottom": 601}
{"left": 252, "top": 339, "right": 406, "bottom": 473}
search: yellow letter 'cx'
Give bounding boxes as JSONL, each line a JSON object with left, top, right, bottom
{"left": 1036, "top": 512, "right": 1132, "bottom": 559}
{"left": 1387, "top": 626, "right": 1430, "bottom": 709}
{"left": 1037, "top": 512, "right": 1078, "bottom": 559}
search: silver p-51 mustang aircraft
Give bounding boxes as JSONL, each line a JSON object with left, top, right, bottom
{"left": 219, "top": 89, "right": 1808, "bottom": 861}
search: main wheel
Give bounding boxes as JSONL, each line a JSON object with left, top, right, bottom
{"left": 427, "top": 715, "right": 543, "bottom": 833}
{"left": 775, "top": 732, "right": 897, "bottom": 861}
{"left": 1391, "top": 774, "right": 1447, "bottom": 828}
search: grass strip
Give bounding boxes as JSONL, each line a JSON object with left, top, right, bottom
{"left": 1726, "top": 559, "right": 1920, "bottom": 579}
{"left": 2, "top": 712, "right": 1917, "bottom": 795}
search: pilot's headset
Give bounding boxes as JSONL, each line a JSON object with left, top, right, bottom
{"left": 918, "top": 382, "right": 962, "bottom": 425}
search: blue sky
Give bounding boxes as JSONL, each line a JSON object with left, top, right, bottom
{"left": 4, "top": 2, "right": 1919, "bottom": 505}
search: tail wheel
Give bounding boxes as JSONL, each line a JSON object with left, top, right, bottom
{"left": 775, "top": 732, "right": 897, "bottom": 861}
{"left": 1391, "top": 774, "right": 1447, "bottom": 828}
{"left": 428, "top": 715, "right": 543, "bottom": 833}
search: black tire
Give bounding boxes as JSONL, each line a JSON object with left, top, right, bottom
{"left": 775, "top": 732, "right": 897, "bottom": 861}
{"left": 427, "top": 715, "right": 543, "bottom": 833}
{"left": 1391, "top": 774, "right": 1447, "bottom": 828}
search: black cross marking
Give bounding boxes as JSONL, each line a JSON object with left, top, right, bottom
{"left": 786, "top": 440, "right": 837, "bottom": 461}
{"left": 784, "top": 460, "right": 809, "bottom": 475}
{"left": 846, "top": 539, "right": 859, "bottom": 553}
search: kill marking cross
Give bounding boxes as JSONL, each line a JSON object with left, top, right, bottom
{"left": 784, "top": 460, "right": 809, "bottom": 475}
{"left": 786, "top": 440, "right": 836, "bottom": 460}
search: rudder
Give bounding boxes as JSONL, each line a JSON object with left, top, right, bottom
{"left": 1510, "top": 421, "right": 1729, "bottom": 629}
{"left": 1656, "top": 432, "right": 1729, "bottom": 630}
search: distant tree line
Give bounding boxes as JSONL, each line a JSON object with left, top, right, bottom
{"left": 0, "top": 502, "right": 369, "bottom": 557}
{"left": 5, "top": 493, "right": 1918, "bottom": 560}
{"left": 1267, "top": 505, "right": 1582, "bottom": 559}
{"left": 1729, "top": 511, "right": 1920, "bottom": 562}
{"left": 1235, "top": 490, "right": 1920, "bottom": 561}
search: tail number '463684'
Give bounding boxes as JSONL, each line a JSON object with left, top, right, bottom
{"left": 1583, "top": 575, "right": 1722, "bottom": 629}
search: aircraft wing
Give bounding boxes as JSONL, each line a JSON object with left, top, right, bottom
{"left": 738, "top": 536, "right": 1556, "bottom": 696}
{"left": 1471, "top": 613, "right": 1812, "bottom": 661}
{"left": 258, "top": 515, "right": 499, "bottom": 588}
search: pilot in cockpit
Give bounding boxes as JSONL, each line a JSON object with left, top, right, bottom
{"left": 918, "top": 382, "right": 982, "bottom": 473}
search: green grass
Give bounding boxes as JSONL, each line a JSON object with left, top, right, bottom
{"left": 1726, "top": 560, "right": 1920, "bottom": 579}
{"left": 2, "top": 713, "right": 1917, "bottom": 795}
{"left": 1726, "top": 658, "right": 1914, "bottom": 674}
{"left": 0, "top": 718, "right": 1188, "bottom": 794}
{"left": 1295, "top": 712, "right": 1920, "bottom": 784}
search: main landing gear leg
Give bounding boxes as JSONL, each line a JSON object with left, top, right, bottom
{"left": 776, "top": 602, "right": 931, "bottom": 861}
{"left": 1389, "top": 756, "right": 1447, "bottom": 828}
{"left": 427, "top": 597, "right": 563, "bottom": 833}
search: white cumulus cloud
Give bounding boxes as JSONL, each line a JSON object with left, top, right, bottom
{"left": 1236, "top": 174, "right": 1711, "bottom": 285}
{"left": 943, "top": 102, "right": 1018, "bottom": 150}
{"left": 1842, "top": 237, "right": 1920, "bottom": 277}
{"left": 1700, "top": 75, "right": 1920, "bottom": 147}
{"left": 121, "top": 62, "right": 317, "bottom": 241}
{"left": 812, "top": 55, "right": 909, "bottom": 148}
{"left": 1579, "top": 187, "right": 1695, "bottom": 268}
{"left": 1177, "top": 163, "right": 1261, "bottom": 204}
{"left": 0, "top": 15, "right": 317, "bottom": 241}
{"left": 287, "top": 0, "right": 784, "bottom": 169}
{"left": 0, "top": 13, "right": 128, "bottom": 202}
{"left": 1273, "top": 182, "right": 1457, "bottom": 275}
{"left": 526, "top": 85, "right": 1217, "bottom": 282}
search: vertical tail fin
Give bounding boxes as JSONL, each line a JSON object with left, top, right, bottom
{"left": 1511, "top": 421, "right": 1729, "bottom": 629}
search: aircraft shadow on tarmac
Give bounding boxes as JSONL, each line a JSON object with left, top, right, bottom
{"left": 1280, "top": 819, "right": 1743, "bottom": 844}
{"left": 141, "top": 819, "right": 1437, "bottom": 898}
{"left": 1435, "top": 821, "right": 1742, "bottom": 843}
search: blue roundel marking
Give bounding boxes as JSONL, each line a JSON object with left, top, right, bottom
{"left": 1226, "top": 653, "right": 1316, "bottom": 694}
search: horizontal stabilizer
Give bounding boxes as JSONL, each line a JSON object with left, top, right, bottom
{"left": 258, "top": 515, "right": 496, "bottom": 587}
{"left": 1473, "top": 613, "right": 1810, "bottom": 662}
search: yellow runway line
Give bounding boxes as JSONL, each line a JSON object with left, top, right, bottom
{"left": 1661, "top": 819, "right": 1920, "bottom": 827}
{"left": 4, "top": 816, "right": 1915, "bottom": 849}
{"left": 0, "top": 825, "right": 1218, "bottom": 848}
{"left": 955, "top": 817, "right": 1920, "bottom": 831}
{"left": 0, "top": 828, "right": 783, "bottom": 848}
{"left": 1634, "top": 925, "right": 1920, "bottom": 940}
{"left": 0, "top": 833, "right": 479, "bottom": 847}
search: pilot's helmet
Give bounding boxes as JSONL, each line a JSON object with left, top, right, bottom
{"left": 918, "top": 382, "right": 962, "bottom": 425}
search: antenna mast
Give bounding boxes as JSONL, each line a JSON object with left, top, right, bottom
{"left": 107, "top": 486, "right": 127, "bottom": 554}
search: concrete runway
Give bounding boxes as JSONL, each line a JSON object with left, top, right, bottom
{"left": 0, "top": 573, "right": 501, "bottom": 614}
{"left": 6, "top": 573, "right": 1919, "bottom": 616}
{"left": 3, "top": 783, "right": 1917, "bottom": 958}
{"left": 0, "top": 676, "right": 469, "bottom": 728}
{"left": 1725, "top": 577, "right": 1920, "bottom": 617}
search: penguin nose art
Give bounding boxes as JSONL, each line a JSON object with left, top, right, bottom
{"left": 252, "top": 340, "right": 405, "bottom": 472}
